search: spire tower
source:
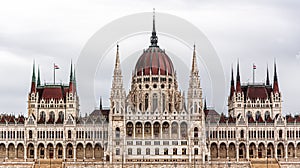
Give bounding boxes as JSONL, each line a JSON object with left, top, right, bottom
{"left": 150, "top": 8, "right": 158, "bottom": 47}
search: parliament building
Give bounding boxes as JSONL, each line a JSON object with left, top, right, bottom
{"left": 0, "top": 14, "right": 299, "bottom": 168}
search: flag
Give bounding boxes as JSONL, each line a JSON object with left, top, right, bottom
{"left": 253, "top": 64, "right": 256, "bottom": 69}
{"left": 54, "top": 64, "right": 59, "bottom": 69}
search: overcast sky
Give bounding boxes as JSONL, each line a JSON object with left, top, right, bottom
{"left": 0, "top": 0, "right": 299, "bottom": 116}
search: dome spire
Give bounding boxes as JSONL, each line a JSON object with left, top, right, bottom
{"left": 150, "top": 8, "right": 158, "bottom": 47}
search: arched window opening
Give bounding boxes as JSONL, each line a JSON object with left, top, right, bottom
{"left": 279, "top": 130, "right": 283, "bottom": 139}
{"left": 240, "top": 130, "right": 244, "bottom": 138}
{"left": 152, "top": 93, "right": 158, "bottom": 111}
{"left": 68, "top": 130, "right": 72, "bottom": 139}
{"left": 126, "top": 122, "right": 133, "bottom": 137}
{"left": 265, "top": 111, "right": 270, "bottom": 121}
{"left": 29, "top": 130, "right": 33, "bottom": 139}
{"left": 162, "top": 94, "right": 166, "bottom": 110}
{"left": 194, "top": 127, "right": 199, "bottom": 138}
{"left": 145, "top": 93, "right": 149, "bottom": 110}
{"left": 49, "top": 111, "right": 55, "bottom": 122}
{"left": 256, "top": 111, "right": 261, "bottom": 120}
{"left": 40, "top": 111, "right": 45, "bottom": 121}
{"left": 115, "top": 127, "right": 120, "bottom": 138}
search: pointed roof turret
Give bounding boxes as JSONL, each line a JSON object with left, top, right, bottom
{"left": 37, "top": 66, "right": 41, "bottom": 87}
{"left": 100, "top": 97, "right": 103, "bottom": 110}
{"left": 266, "top": 65, "right": 270, "bottom": 85}
{"left": 70, "top": 61, "right": 73, "bottom": 82}
{"left": 114, "top": 44, "right": 121, "bottom": 75}
{"left": 236, "top": 60, "right": 241, "bottom": 92}
{"left": 191, "top": 44, "right": 199, "bottom": 75}
{"left": 230, "top": 66, "right": 235, "bottom": 97}
{"left": 150, "top": 8, "right": 158, "bottom": 47}
{"left": 30, "top": 61, "right": 36, "bottom": 93}
{"left": 273, "top": 61, "right": 279, "bottom": 92}
{"left": 204, "top": 98, "right": 207, "bottom": 111}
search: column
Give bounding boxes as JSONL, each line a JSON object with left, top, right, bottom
{"left": 54, "top": 148, "right": 56, "bottom": 159}
{"left": 24, "top": 146, "right": 27, "bottom": 161}
{"left": 160, "top": 125, "right": 163, "bottom": 139}
{"left": 93, "top": 146, "right": 95, "bottom": 159}
{"left": 142, "top": 124, "right": 144, "bottom": 139}
{"left": 285, "top": 144, "right": 288, "bottom": 161}
{"left": 236, "top": 144, "right": 239, "bottom": 162}
{"left": 133, "top": 125, "right": 135, "bottom": 139}
{"left": 34, "top": 145, "right": 37, "bottom": 160}
{"left": 295, "top": 147, "right": 297, "bottom": 158}
{"left": 151, "top": 124, "right": 154, "bottom": 139}
{"left": 63, "top": 146, "right": 66, "bottom": 160}
{"left": 84, "top": 146, "right": 86, "bottom": 160}
{"left": 73, "top": 146, "right": 76, "bottom": 161}
{"left": 5, "top": 147, "right": 8, "bottom": 160}
{"left": 246, "top": 145, "right": 249, "bottom": 160}
{"left": 44, "top": 147, "right": 47, "bottom": 159}
{"left": 275, "top": 144, "right": 277, "bottom": 159}
{"left": 15, "top": 147, "right": 17, "bottom": 159}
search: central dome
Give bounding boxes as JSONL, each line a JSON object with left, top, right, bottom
{"left": 134, "top": 11, "right": 174, "bottom": 76}
{"left": 135, "top": 47, "right": 174, "bottom": 76}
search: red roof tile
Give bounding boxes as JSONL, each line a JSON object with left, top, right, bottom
{"left": 42, "top": 87, "right": 63, "bottom": 99}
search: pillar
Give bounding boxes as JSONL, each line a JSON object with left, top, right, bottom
{"left": 5, "top": 147, "right": 8, "bottom": 160}
{"left": 15, "top": 147, "right": 17, "bottom": 159}
{"left": 246, "top": 145, "right": 249, "bottom": 160}
{"left": 34, "top": 145, "right": 37, "bottom": 160}
{"left": 295, "top": 146, "right": 297, "bottom": 158}
{"left": 236, "top": 144, "right": 239, "bottom": 162}
{"left": 73, "top": 146, "right": 76, "bottom": 161}
{"left": 24, "top": 146, "right": 27, "bottom": 161}
{"left": 54, "top": 147, "right": 56, "bottom": 159}
{"left": 84, "top": 146, "right": 86, "bottom": 160}
{"left": 151, "top": 124, "right": 154, "bottom": 139}
{"left": 275, "top": 144, "right": 277, "bottom": 159}
{"left": 63, "top": 146, "right": 66, "bottom": 160}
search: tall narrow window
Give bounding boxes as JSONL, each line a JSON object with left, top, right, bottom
{"left": 145, "top": 93, "right": 149, "bottom": 110}
{"left": 152, "top": 93, "right": 158, "bottom": 111}
{"left": 115, "top": 127, "right": 120, "bottom": 139}
{"left": 162, "top": 94, "right": 166, "bottom": 111}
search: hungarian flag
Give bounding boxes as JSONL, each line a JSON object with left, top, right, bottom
{"left": 253, "top": 64, "right": 256, "bottom": 69}
{"left": 54, "top": 64, "right": 60, "bottom": 69}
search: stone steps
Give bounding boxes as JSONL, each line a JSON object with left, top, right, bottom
{"left": 251, "top": 159, "right": 280, "bottom": 168}
{"left": 34, "top": 159, "right": 62, "bottom": 168}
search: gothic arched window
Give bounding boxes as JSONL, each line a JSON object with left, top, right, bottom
{"left": 115, "top": 127, "right": 120, "bottom": 138}
{"left": 49, "top": 111, "right": 55, "bottom": 121}
{"left": 40, "top": 111, "right": 45, "bottom": 121}
{"left": 152, "top": 93, "right": 158, "bottom": 111}
{"left": 145, "top": 93, "right": 149, "bottom": 110}
{"left": 265, "top": 111, "right": 270, "bottom": 121}
{"left": 162, "top": 93, "right": 166, "bottom": 110}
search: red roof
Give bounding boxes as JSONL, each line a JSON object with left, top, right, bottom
{"left": 287, "top": 116, "right": 295, "bottom": 123}
{"left": 135, "top": 47, "right": 174, "bottom": 76}
{"left": 246, "top": 86, "right": 268, "bottom": 99}
{"left": 42, "top": 87, "right": 63, "bottom": 99}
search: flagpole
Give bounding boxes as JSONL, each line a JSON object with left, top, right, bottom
{"left": 54, "top": 63, "right": 56, "bottom": 84}
{"left": 253, "top": 63, "right": 255, "bottom": 84}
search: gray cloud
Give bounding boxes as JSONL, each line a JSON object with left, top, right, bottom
{"left": 0, "top": 0, "right": 299, "bottom": 115}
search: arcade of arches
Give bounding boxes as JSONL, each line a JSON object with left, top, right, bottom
{"left": 0, "top": 143, "right": 104, "bottom": 161}
{"left": 209, "top": 142, "right": 300, "bottom": 160}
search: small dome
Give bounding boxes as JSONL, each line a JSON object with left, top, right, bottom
{"left": 135, "top": 47, "right": 174, "bottom": 76}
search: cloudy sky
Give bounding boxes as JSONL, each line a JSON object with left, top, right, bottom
{"left": 0, "top": 0, "right": 299, "bottom": 116}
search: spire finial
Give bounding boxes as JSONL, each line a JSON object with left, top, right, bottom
{"left": 191, "top": 44, "right": 198, "bottom": 73}
{"left": 266, "top": 64, "right": 270, "bottom": 85}
{"left": 100, "top": 97, "right": 103, "bottom": 110}
{"left": 32, "top": 60, "right": 36, "bottom": 81}
{"left": 70, "top": 60, "right": 73, "bottom": 82}
{"left": 37, "top": 65, "right": 41, "bottom": 86}
{"left": 150, "top": 8, "right": 158, "bottom": 47}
